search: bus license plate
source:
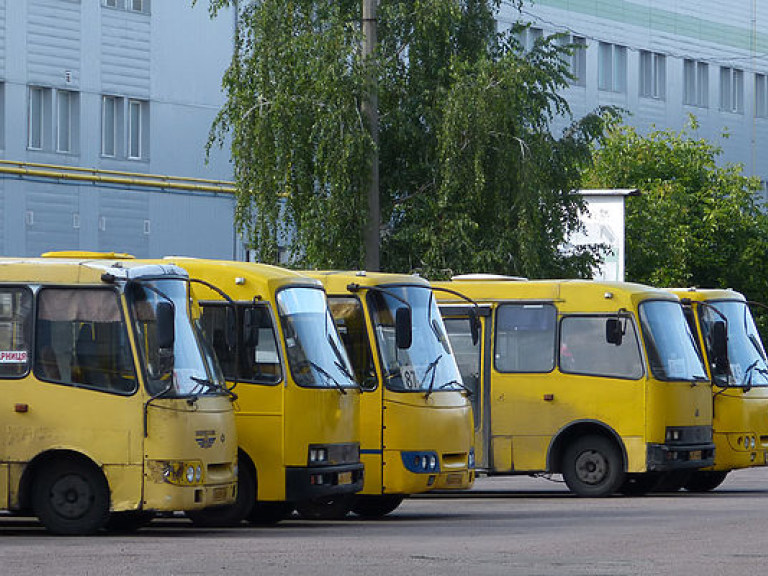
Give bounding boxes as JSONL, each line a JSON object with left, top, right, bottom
{"left": 212, "top": 487, "right": 228, "bottom": 502}
{"left": 338, "top": 471, "right": 353, "bottom": 485}
{"left": 689, "top": 450, "right": 702, "bottom": 461}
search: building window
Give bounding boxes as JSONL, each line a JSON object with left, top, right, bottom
{"left": 683, "top": 59, "right": 709, "bottom": 107}
{"left": 598, "top": 42, "right": 626, "bottom": 93}
{"left": 129, "top": 0, "right": 144, "bottom": 12}
{"left": 57, "top": 90, "right": 74, "bottom": 153}
{"left": 517, "top": 26, "right": 543, "bottom": 52}
{"left": 571, "top": 36, "right": 587, "bottom": 87}
{"left": 28, "top": 86, "right": 53, "bottom": 151}
{"left": 128, "top": 99, "right": 142, "bottom": 159}
{"left": 639, "top": 50, "right": 666, "bottom": 100}
{"left": 720, "top": 67, "right": 744, "bottom": 114}
{"left": 102, "top": 96, "right": 117, "bottom": 156}
{"left": 756, "top": 74, "right": 768, "bottom": 118}
{"left": 103, "top": 0, "right": 119, "bottom": 7}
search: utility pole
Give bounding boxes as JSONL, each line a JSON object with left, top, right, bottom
{"left": 362, "top": 0, "right": 380, "bottom": 271}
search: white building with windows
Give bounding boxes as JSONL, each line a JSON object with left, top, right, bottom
{"left": 503, "top": 0, "right": 768, "bottom": 199}
{"left": 0, "top": 0, "right": 242, "bottom": 258}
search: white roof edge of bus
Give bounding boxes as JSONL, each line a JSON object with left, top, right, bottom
{"left": 451, "top": 274, "right": 528, "bottom": 281}
{"left": 81, "top": 261, "right": 189, "bottom": 279}
{"left": 573, "top": 188, "right": 640, "bottom": 197}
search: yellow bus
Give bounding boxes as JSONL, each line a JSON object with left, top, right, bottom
{"left": 308, "top": 271, "right": 475, "bottom": 517}
{"left": 669, "top": 288, "right": 768, "bottom": 491}
{"left": 0, "top": 254, "right": 237, "bottom": 534}
{"left": 434, "top": 276, "right": 715, "bottom": 497}
{"left": 163, "top": 258, "right": 363, "bottom": 524}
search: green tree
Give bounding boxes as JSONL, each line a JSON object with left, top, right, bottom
{"left": 206, "top": 0, "right": 612, "bottom": 276}
{"left": 583, "top": 117, "right": 768, "bottom": 304}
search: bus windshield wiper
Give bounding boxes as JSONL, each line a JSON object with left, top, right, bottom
{"left": 305, "top": 360, "right": 347, "bottom": 395}
{"left": 190, "top": 375, "right": 238, "bottom": 400}
{"left": 422, "top": 354, "right": 443, "bottom": 399}
{"left": 438, "top": 379, "right": 473, "bottom": 396}
{"left": 327, "top": 334, "right": 358, "bottom": 387}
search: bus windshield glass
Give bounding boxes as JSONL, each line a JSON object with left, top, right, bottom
{"left": 277, "top": 287, "right": 357, "bottom": 390}
{"left": 639, "top": 300, "right": 708, "bottom": 382}
{"left": 128, "top": 279, "right": 225, "bottom": 397}
{"left": 369, "top": 285, "right": 464, "bottom": 392}
{"left": 700, "top": 300, "right": 768, "bottom": 387}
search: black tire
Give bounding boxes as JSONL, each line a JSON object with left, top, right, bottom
{"left": 105, "top": 511, "right": 154, "bottom": 533}
{"left": 652, "top": 470, "right": 692, "bottom": 493}
{"left": 619, "top": 473, "right": 661, "bottom": 496}
{"left": 32, "top": 459, "right": 110, "bottom": 535}
{"left": 350, "top": 495, "right": 405, "bottom": 518}
{"left": 683, "top": 470, "right": 729, "bottom": 493}
{"left": 295, "top": 495, "right": 353, "bottom": 520}
{"left": 562, "top": 435, "right": 624, "bottom": 497}
{"left": 187, "top": 458, "right": 255, "bottom": 527}
{"left": 248, "top": 501, "right": 294, "bottom": 525}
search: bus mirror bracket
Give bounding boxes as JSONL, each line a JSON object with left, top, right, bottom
{"left": 711, "top": 320, "right": 729, "bottom": 375}
{"left": 156, "top": 301, "right": 175, "bottom": 350}
{"left": 469, "top": 308, "right": 481, "bottom": 346}
{"left": 395, "top": 307, "right": 412, "bottom": 350}
{"left": 606, "top": 317, "right": 624, "bottom": 346}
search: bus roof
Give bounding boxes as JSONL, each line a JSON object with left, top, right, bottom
{"left": 0, "top": 255, "right": 187, "bottom": 284}
{"left": 161, "top": 257, "right": 320, "bottom": 302}
{"left": 432, "top": 278, "right": 678, "bottom": 313}
{"left": 305, "top": 270, "right": 430, "bottom": 295}
{"left": 667, "top": 287, "right": 745, "bottom": 303}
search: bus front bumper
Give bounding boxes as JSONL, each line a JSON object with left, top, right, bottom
{"left": 646, "top": 443, "right": 715, "bottom": 472}
{"left": 285, "top": 463, "right": 364, "bottom": 503}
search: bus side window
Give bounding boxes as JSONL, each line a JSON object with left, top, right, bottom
{"left": 35, "top": 288, "right": 136, "bottom": 394}
{"left": 328, "top": 297, "right": 376, "bottom": 389}
{"left": 494, "top": 304, "right": 556, "bottom": 373}
{"left": 0, "top": 288, "right": 33, "bottom": 379}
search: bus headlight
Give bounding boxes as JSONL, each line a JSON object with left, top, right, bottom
{"left": 308, "top": 446, "right": 329, "bottom": 465}
{"left": 401, "top": 451, "right": 441, "bottom": 474}
{"left": 153, "top": 460, "right": 206, "bottom": 486}
{"left": 468, "top": 448, "right": 475, "bottom": 469}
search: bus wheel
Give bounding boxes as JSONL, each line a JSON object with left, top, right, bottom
{"left": 562, "top": 436, "right": 624, "bottom": 497}
{"left": 295, "top": 495, "right": 353, "bottom": 520}
{"left": 683, "top": 471, "right": 729, "bottom": 492}
{"left": 619, "top": 473, "right": 660, "bottom": 496}
{"left": 32, "top": 459, "right": 110, "bottom": 535}
{"left": 105, "top": 511, "right": 154, "bottom": 533}
{"left": 248, "top": 502, "right": 294, "bottom": 525}
{"left": 350, "top": 495, "right": 405, "bottom": 518}
{"left": 187, "top": 460, "right": 255, "bottom": 527}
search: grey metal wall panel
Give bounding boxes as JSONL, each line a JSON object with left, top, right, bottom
{"left": 25, "top": 183, "right": 79, "bottom": 256}
{"left": 98, "top": 188, "right": 150, "bottom": 257}
{"left": 101, "top": 8, "right": 150, "bottom": 97}
{"left": 0, "top": 0, "right": 6, "bottom": 79}
{"left": 0, "top": 178, "right": 4, "bottom": 254}
{"left": 27, "top": 0, "right": 80, "bottom": 87}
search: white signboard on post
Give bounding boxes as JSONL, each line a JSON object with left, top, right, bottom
{"left": 568, "top": 189, "right": 638, "bottom": 282}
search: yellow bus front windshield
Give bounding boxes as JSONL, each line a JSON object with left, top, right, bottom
{"left": 277, "top": 286, "right": 357, "bottom": 391}
{"left": 639, "top": 300, "right": 708, "bottom": 382}
{"left": 128, "top": 279, "right": 227, "bottom": 397}
{"left": 368, "top": 286, "right": 463, "bottom": 393}
{"left": 700, "top": 301, "right": 768, "bottom": 388}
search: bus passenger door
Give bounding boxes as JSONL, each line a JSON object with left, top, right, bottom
{"left": 442, "top": 308, "right": 491, "bottom": 470}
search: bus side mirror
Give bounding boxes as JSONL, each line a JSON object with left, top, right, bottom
{"left": 469, "top": 308, "right": 481, "bottom": 346}
{"left": 395, "top": 307, "right": 412, "bottom": 350}
{"left": 242, "top": 308, "right": 259, "bottom": 347}
{"left": 156, "top": 301, "right": 175, "bottom": 350}
{"left": 711, "top": 320, "right": 728, "bottom": 373}
{"left": 606, "top": 317, "right": 623, "bottom": 346}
